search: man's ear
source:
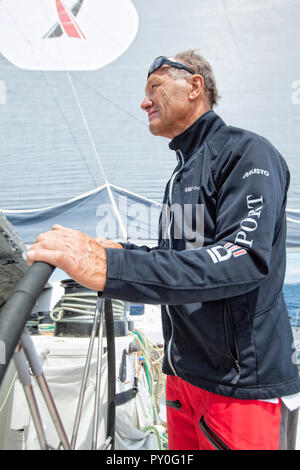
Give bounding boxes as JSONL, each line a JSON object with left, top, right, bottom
{"left": 188, "top": 74, "right": 205, "bottom": 101}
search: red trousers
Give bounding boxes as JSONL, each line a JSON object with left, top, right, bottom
{"left": 166, "top": 375, "right": 282, "bottom": 450}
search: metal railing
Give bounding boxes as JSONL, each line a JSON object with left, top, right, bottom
{"left": 0, "top": 262, "right": 115, "bottom": 450}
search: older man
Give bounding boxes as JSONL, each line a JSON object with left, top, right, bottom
{"left": 27, "top": 50, "right": 300, "bottom": 450}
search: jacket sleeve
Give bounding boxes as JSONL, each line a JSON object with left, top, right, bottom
{"left": 103, "top": 137, "right": 289, "bottom": 304}
{"left": 120, "top": 242, "right": 158, "bottom": 252}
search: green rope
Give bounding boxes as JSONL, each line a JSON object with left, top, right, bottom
{"left": 130, "top": 330, "right": 158, "bottom": 423}
{"left": 142, "top": 425, "right": 165, "bottom": 450}
{"left": 0, "top": 371, "right": 18, "bottom": 414}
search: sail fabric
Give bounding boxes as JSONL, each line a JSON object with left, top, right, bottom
{"left": 0, "top": 0, "right": 299, "bottom": 246}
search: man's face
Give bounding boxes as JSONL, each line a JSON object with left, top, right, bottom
{"left": 141, "top": 68, "right": 191, "bottom": 139}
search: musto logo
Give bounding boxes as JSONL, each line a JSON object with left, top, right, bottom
{"left": 243, "top": 168, "right": 269, "bottom": 179}
{"left": 0, "top": 0, "right": 139, "bottom": 70}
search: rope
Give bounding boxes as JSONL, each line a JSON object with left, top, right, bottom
{"left": 129, "top": 329, "right": 168, "bottom": 449}
{"left": 136, "top": 330, "right": 165, "bottom": 403}
{"left": 0, "top": 371, "right": 18, "bottom": 414}
{"left": 129, "top": 329, "right": 167, "bottom": 442}
{"left": 142, "top": 425, "right": 168, "bottom": 450}
{"left": 49, "top": 293, "right": 125, "bottom": 322}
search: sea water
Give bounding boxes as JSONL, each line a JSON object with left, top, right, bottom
{"left": 283, "top": 283, "right": 300, "bottom": 366}
{"left": 283, "top": 284, "right": 300, "bottom": 327}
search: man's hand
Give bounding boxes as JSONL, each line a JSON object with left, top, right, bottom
{"left": 26, "top": 225, "right": 111, "bottom": 292}
{"left": 96, "top": 237, "right": 123, "bottom": 250}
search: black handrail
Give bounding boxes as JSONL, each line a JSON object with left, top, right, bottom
{"left": 0, "top": 262, "right": 55, "bottom": 385}
{"left": 104, "top": 298, "right": 116, "bottom": 449}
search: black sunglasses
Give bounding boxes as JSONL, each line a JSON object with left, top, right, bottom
{"left": 147, "top": 56, "right": 195, "bottom": 79}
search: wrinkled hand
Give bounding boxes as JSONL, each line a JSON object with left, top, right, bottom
{"left": 96, "top": 237, "right": 123, "bottom": 250}
{"left": 26, "top": 225, "right": 109, "bottom": 291}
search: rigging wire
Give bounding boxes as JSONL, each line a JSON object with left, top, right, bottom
{"left": 41, "top": 71, "right": 100, "bottom": 189}
{"left": 70, "top": 73, "right": 148, "bottom": 130}
{"left": 67, "top": 72, "right": 127, "bottom": 241}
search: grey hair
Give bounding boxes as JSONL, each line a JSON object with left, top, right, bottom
{"left": 167, "top": 49, "right": 220, "bottom": 108}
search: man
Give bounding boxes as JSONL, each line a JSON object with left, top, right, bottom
{"left": 27, "top": 50, "right": 300, "bottom": 450}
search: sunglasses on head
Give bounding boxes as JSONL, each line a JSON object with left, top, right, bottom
{"left": 147, "top": 56, "right": 195, "bottom": 79}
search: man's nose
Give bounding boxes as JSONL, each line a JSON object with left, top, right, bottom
{"left": 140, "top": 95, "right": 153, "bottom": 112}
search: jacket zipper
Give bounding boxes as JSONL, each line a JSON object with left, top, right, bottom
{"left": 166, "top": 399, "right": 182, "bottom": 410}
{"left": 165, "top": 305, "right": 177, "bottom": 376}
{"left": 199, "top": 416, "right": 231, "bottom": 450}
{"left": 165, "top": 149, "right": 184, "bottom": 377}
{"left": 224, "top": 300, "right": 241, "bottom": 384}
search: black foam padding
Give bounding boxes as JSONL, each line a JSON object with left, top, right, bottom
{"left": 0, "top": 211, "right": 28, "bottom": 308}
{"left": 54, "top": 319, "right": 134, "bottom": 338}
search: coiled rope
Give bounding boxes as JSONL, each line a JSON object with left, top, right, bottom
{"left": 50, "top": 293, "right": 124, "bottom": 322}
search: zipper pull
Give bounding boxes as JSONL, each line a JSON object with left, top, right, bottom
{"left": 166, "top": 399, "right": 182, "bottom": 410}
{"left": 176, "top": 149, "right": 184, "bottom": 165}
{"left": 231, "top": 361, "right": 241, "bottom": 385}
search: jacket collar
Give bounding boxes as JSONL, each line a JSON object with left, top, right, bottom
{"left": 169, "top": 110, "right": 226, "bottom": 161}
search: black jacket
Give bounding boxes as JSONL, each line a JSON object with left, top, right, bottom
{"left": 103, "top": 110, "right": 300, "bottom": 399}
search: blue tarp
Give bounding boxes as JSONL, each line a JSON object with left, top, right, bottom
{"left": 4, "top": 184, "right": 161, "bottom": 245}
